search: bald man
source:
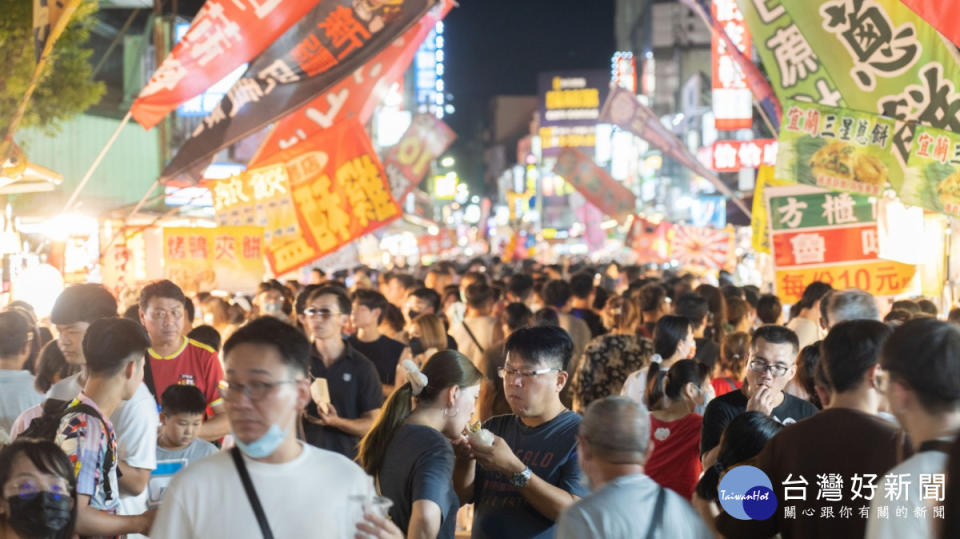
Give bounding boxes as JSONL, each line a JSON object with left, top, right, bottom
{"left": 556, "top": 397, "right": 710, "bottom": 539}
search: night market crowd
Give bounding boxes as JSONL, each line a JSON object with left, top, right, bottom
{"left": 2, "top": 259, "right": 960, "bottom": 539}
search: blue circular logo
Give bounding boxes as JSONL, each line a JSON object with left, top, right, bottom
{"left": 717, "top": 465, "right": 778, "bottom": 520}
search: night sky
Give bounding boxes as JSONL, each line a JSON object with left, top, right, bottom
{"left": 444, "top": 0, "right": 616, "bottom": 141}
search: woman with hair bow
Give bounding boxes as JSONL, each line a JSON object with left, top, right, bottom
{"left": 356, "top": 350, "right": 483, "bottom": 539}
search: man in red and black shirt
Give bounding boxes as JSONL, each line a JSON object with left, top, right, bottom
{"left": 139, "top": 280, "right": 228, "bottom": 441}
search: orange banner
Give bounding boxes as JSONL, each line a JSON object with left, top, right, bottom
{"left": 162, "top": 226, "right": 265, "bottom": 294}
{"left": 258, "top": 118, "right": 402, "bottom": 274}
{"left": 774, "top": 261, "right": 916, "bottom": 304}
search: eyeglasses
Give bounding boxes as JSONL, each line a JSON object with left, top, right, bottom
{"left": 303, "top": 308, "right": 342, "bottom": 319}
{"left": 218, "top": 379, "right": 298, "bottom": 401}
{"left": 748, "top": 360, "right": 790, "bottom": 378}
{"left": 497, "top": 367, "right": 560, "bottom": 380}
{"left": 145, "top": 308, "right": 184, "bottom": 321}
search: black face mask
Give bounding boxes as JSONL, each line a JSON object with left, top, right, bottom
{"left": 407, "top": 309, "right": 420, "bottom": 320}
{"left": 6, "top": 492, "right": 72, "bottom": 538}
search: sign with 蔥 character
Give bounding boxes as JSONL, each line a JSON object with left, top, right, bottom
{"left": 765, "top": 184, "right": 915, "bottom": 303}
{"left": 162, "top": 226, "right": 265, "bottom": 294}
{"left": 258, "top": 117, "right": 402, "bottom": 274}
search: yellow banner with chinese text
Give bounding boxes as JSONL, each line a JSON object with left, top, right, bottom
{"left": 162, "top": 226, "right": 265, "bottom": 294}
{"left": 774, "top": 261, "right": 915, "bottom": 304}
{"left": 752, "top": 165, "right": 790, "bottom": 254}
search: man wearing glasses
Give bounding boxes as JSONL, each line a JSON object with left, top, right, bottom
{"left": 151, "top": 317, "right": 374, "bottom": 538}
{"left": 300, "top": 285, "right": 383, "bottom": 459}
{"left": 700, "top": 325, "right": 818, "bottom": 470}
{"left": 453, "top": 325, "right": 588, "bottom": 539}
{"left": 139, "top": 280, "right": 229, "bottom": 441}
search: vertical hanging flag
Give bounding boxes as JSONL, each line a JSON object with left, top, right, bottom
{"left": 711, "top": 0, "right": 753, "bottom": 130}
{"left": 131, "top": 0, "right": 327, "bottom": 130}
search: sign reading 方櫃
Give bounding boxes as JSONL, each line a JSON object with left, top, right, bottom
{"left": 766, "top": 185, "right": 914, "bottom": 303}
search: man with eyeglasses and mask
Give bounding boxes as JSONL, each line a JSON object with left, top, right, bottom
{"left": 151, "top": 317, "right": 374, "bottom": 538}
{"left": 699, "top": 325, "right": 818, "bottom": 470}
{"left": 139, "top": 280, "right": 229, "bottom": 442}
{"left": 453, "top": 325, "right": 588, "bottom": 539}
{"left": 300, "top": 285, "right": 383, "bottom": 459}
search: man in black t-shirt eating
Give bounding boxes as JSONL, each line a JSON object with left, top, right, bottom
{"left": 699, "top": 325, "right": 818, "bottom": 469}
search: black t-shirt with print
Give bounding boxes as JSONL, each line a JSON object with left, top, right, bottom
{"left": 347, "top": 335, "right": 405, "bottom": 385}
{"left": 700, "top": 388, "right": 818, "bottom": 456}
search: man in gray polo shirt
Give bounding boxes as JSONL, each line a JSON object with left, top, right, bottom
{"left": 556, "top": 396, "right": 711, "bottom": 539}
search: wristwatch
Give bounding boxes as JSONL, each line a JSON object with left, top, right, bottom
{"left": 510, "top": 466, "right": 532, "bottom": 488}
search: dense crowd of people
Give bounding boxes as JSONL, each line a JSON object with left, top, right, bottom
{"left": 0, "top": 257, "right": 958, "bottom": 538}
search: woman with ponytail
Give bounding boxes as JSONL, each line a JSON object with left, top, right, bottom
{"left": 695, "top": 284, "right": 729, "bottom": 344}
{"left": 357, "top": 350, "right": 482, "bottom": 539}
{"left": 692, "top": 412, "right": 783, "bottom": 535}
{"left": 786, "top": 281, "right": 832, "bottom": 349}
{"left": 620, "top": 315, "right": 696, "bottom": 408}
{"left": 643, "top": 359, "right": 711, "bottom": 500}
{"left": 571, "top": 295, "right": 653, "bottom": 413}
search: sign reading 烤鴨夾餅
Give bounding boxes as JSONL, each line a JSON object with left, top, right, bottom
{"left": 774, "top": 100, "right": 899, "bottom": 196}
{"left": 163, "top": 226, "right": 266, "bottom": 294}
{"left": 901, "top": 125, "right": 960, "bottom": 217}
{"left": 538, "top": 70, "right": 609, "bottom": 157}
{"left": 766, "top": 184, "right": 914, "bottom": 303}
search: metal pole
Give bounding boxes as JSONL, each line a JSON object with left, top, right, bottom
{"left": 92, "top": 8, "right": 142, "bottom": 77}
{"left": 62, "top": 110, "right": 133, "bottom": 212}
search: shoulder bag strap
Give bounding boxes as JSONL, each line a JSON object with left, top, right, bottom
{"left": 643, "top": 486, "right": 667, "bottom": 539}
{"left": 461, "top": 321, "right": 485, "bottom": 354}
{"left": 231, "top": 447, "right": 274, "bottom": 539}
{"left": 142, "top": 352, "right": 158, "bottom": 401}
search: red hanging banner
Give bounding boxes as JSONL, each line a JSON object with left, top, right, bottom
{"left": 131, "top": 0, "right": 324, "bottom": 129}
{"left": 250, "top": 0, "right": 454, "bottom": 166}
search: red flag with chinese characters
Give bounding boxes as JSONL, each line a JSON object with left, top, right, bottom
{"left": 251, "top": 0, "right": 454, "bottom": 165}
{"left": 255, "top": 118, "right": 402, "bottom": 274}
{"left": 132, "top": 0, "right": 326, "bottom": 129}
